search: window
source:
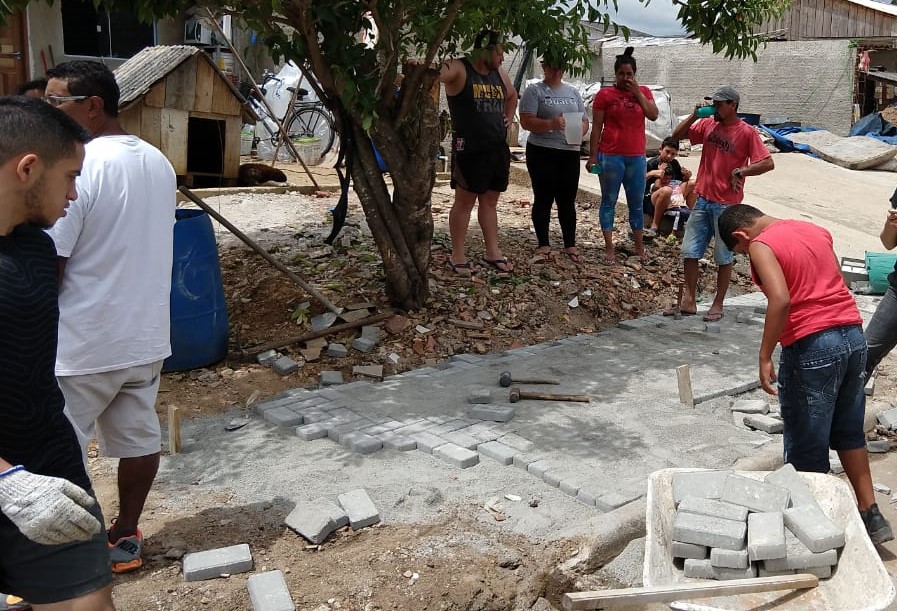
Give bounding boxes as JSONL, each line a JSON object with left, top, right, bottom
{"left": 61, "top": 0, "right": 155, "bottom": 59}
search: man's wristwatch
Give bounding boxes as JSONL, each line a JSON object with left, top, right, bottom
{"left": 733, "top": 168, "right": 743, "bottom": 178}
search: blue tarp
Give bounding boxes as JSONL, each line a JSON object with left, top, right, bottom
{"left": 848, "top": 112, "right": 897, "bottom": 146}
{"left": 758, "top": 125, "right": 820, "bottom": 155}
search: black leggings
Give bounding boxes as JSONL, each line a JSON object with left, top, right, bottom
{"left": 525, "top": 142, "right": 580, "bottom": 248}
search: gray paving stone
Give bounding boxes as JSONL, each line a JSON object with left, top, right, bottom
{"left": 299, "top": 410, "right": 330, "bottom": 424}
{"left": 253, "top": 396, "right": 303, "bottom": 415}
{"left": 341, "top": 432, "right": 383, "bottom": 454}
{"left": 183, "top": 544, "right": 253, "bottom": 581}
{"left": 878, "top": 407, "right": 897, "bottom": 430}
{"left": 409, "top": 431, "right": 447, "bottom": 454}
{"left": 325, "top": 343, "right": 348, "bottom": 358}
{"left": 477, "top": 441, "right": 519, "bottom": 465}
{"left": 272, "top": 356, "right": 300, "bottom": 376}
{"left": 467, "top": 387, "right": 493, "bottom": 404}
{"left": 352, "top": 337, "right": 377, "bottom": 352}
{"left": 678, "top": 496, "right": 749, "bottom": 523}
{"left": 527, "top": 460, "right": 552, "bottom": 479}
{"left": 672, "top": 470, "right": 730, "bottom": 503}
{"left": 359, "top": 422, "right": 394, "bottom": 436}
{"left": 868, "top": 439, "right": 892, "bottom": 453}
{"left": 337, "top": 489, "right": 380, "bottom": 529}
{"left": 392, "top": 419, "right": 430, "bottom": 436}
{"left": 542, "top": 471, "right": 562, "bottom": 488}
{"left": 256, "top": 349, "right": 280, "bottom": 365}
{"left": 720, "top": 474, "right": 790, "bottom": 513}
{"left": 764, "top": 464, "right": 818, "bottom": 508}
{"left": 783, "top": 504, "right": 845, "bottom": 553}
{"left": 743, "top": 414, "right": 784, "bottom": 434}
{"left": 673, "top": 511, "right": 747, "bottom": 550}
{"left": 285, "top": 501, "right": 337, "bottom": 544}
{"left": 460, "top": 423, "right": 502, "bottom": 443}
{"left": 468, "top": 405, "right": 515, "bottom": 423}
{"left": 595, "top": 490, "right": 641, "bottom": 512}
{"left": 747, "top": 512, "right": 786, "bottom": 561}
{"left": 513, "top": 452, "right": 550, "bottom": 470}
{"left": 427, "top": 419, "right": 475, "bottom": 436}
{"left": 449, "top": 353, "right": 483, "bottom": 364}
{"left": 672, "top": 541, "right": 707, "bottom": 560}
{"left": 316, "top": 387, "right": 344, "bottom": 400}
{"left": 247, "top": 570, "right": 295, "bottom": 611}
{"left": 758, "top": 567, "right": 796, "bottom": 577}
{"left": 441, "top": 430, "right": 480, "bottom": 450}
{"left": 264, "top": 407, "right": 305, "bottom": 427}
{"left": 376, "top": 431, "right": 417, "bottom": 451}
{"left": 360, "top": 325, "right": 380, "bottom": 342}
{"left": 496, "top": 433, "right": 535, "bottom": 452}
{"left": 805, "top": 564, "right": 832, "bottom": 579}
{"left": 295, "top": 422, "right": 329, "bottom": 440}
{"left": 731, "top": 399, "right": 769, "bottom": 414}
{"left": 328, "top": 419, "right": 374, "bottom": 442}
{"left": 763, "top": 528, "right": 838, "bottom": 571}
{"left": 710, "top": 547, "right": 749, "bottom": 569}
{"left": 684, "top": 559, "right": 756, "bottom": 580}
{"left": 559, "top": 480, "right": 581, "bottom": 498}
{"left": 320, "top": 370, "right": 344, "bottom": 386}
{"left": 433, "top": 443, "right": 480, "bottom": 468}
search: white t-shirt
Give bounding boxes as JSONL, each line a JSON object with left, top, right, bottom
{"left": 48, "top": 135, "right": 176, "bottom": 376}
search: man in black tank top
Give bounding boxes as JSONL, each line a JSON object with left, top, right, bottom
{"left": 439, "top": 29, "right": 518, "bottom": 275}
{"left": 0, "top": 99, "right": 116, "bottom": 608}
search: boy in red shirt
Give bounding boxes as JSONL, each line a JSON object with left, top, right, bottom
{"left": 719, "top": 203, "right": 893, "bottom": 545}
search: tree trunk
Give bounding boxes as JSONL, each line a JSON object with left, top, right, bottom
{"left": 345, "top": 87, "right": 439, "bottom": 310}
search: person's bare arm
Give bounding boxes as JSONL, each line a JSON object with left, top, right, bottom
{"left": 57, "top": 256, "right": 68, "bottom": 286}
{"left": 730, "top": 157, "right": 775, "bottom": 192}
{"left": 519, "top": 113, "right": 560, "bottom": 133}
{"left": 881, "top": 209, "right": 897, "bottom": 250}
{"left": 749, "top": 242, "right": 790, "bottom": 395}
{"left": 499, "top": 67, "right": 518, "bottom": 127}
{"left": 588, "top": 109, "right": 605, "bottom": 170}
{"left": 672, "top": 111, "right": 698, "bottom": 143}
{"left": 438, "top": 59, "right": 466, "bottom": 96}
{"left": 681, "top": 166, "right": 692, "bottom": 181}
{"left": 631, "top": 84, "right": 658, "bottom": 121}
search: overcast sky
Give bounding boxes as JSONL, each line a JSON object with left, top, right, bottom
{"left": 607, "top": 0, "right": 687, "bottom": 36}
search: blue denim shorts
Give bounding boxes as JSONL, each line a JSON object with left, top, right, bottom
{"left": 679, "top": 197, "right": 734, "bottom": 265}
{"left": 778, "top": 325, "right": 867, "bottom": 472}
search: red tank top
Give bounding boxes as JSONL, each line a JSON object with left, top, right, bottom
{"left": 750, "top": 220, "right": 861, "bottom": 346}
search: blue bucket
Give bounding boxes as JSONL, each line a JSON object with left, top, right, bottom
{"left": 866, "top": 252, "right": 897, "bottom": 295}
{"left": 163, "top": 209, "right": 230, "bottom": 372}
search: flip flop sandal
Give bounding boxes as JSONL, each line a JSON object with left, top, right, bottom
{"left": 482, "top": 258, "right": 513, "bottom": 273}
{"left": 446, "top": 259, "right": 476, "bottom": 277}
{"left": 703, "top": 311, "right": 724, "bottom": 322}
{"left": 663, "top": 306, "right": 698, "bottom": 317}
{"left": 564, "top": 251, "right": 581, "bottom": 265}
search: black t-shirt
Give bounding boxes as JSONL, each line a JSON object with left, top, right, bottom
{"left": 0, "top": 224, "right": 88, "bottom": 491}
{"left": 890, "top": 187, "right": 897, "bottom": 290}
{"left": 645, "top": 156, "right": 685, "bottom": 197}
{"left": 447, "top": 59, "right": 508, "bottom": 152}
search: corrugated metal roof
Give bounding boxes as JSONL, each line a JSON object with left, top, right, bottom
{"left": 591, "top": 35, "right": 698, "bottom": 51}
{"left": 847, "top": 0, "right": 897, "bottom": 18}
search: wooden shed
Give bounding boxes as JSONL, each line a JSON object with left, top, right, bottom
{"left": 114, "top": 45, "right": 250, "bottom": 187}
{"left": 756, "top": 0, "right": 897, "bottom": 40}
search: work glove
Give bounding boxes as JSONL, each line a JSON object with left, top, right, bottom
{"left": 0, "top": 468, "right": 101, "bottom": 545}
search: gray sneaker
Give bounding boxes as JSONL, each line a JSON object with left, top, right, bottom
{"left": 861, "top": 504, "right": 894, "bottom": 544}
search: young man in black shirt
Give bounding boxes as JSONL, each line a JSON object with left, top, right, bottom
{"left": 0, "top": 97, "right": 115, "bottom": 609}
{"left": 643, "top": 136, "right": 696, "bottom": 237}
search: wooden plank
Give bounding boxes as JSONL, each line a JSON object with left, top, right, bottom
{"left": 118, "top": 105, "right": 142, "bottom": 136}
{"left": 822, "top": 0, "right": 832, "bottom": 37}
{"left": 211, "top": 74, "right": 241, "bottom": 116}
{"left": 562, "top": 575, "right": 819, "bottom": 610}
{"left": 193, "top": 59, "right": 215, "bottom": 114}
{"left": 144, "top": 81, "right": 166, "bottom": 108}
{"left": 814, "top": 0, "right": 824, "bottom": 37}
{"left": 168, "top": 405, "right": 181, "bottom": 455}
{"left": 847, "top": 3, "right": 858, "bottom": 36}
{"left": 223, "top": 115, "right": 241, "bottom": 178}
{"left": 140, "top": 106, "right": 162, "bottom": 149}
{"left": 677, "top": 364, "right": 693, "bottom": 407}
{"left": 160, "top": 108, "right": 189, "bottom": 174}
{"left": 832, "top": 0, "right": 846, "bottom": 37}
{"left": 164, "top": 57, "right": 197, "bottom": 111}
{"left": 800, "top": 0, "right": 810, "bottom": 39}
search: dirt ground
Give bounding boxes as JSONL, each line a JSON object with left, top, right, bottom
{"left": 84, "top": 160, "right": 856, "bottom": 611}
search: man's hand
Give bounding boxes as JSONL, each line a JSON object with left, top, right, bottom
{"left": 887, "top": 209, "right": 897, "bottom": 230}
{"left": 0, "top": 468, "right": 101, "bottom": 545}
{"left": 730, "top": 168, "right": 743, "bottom": 193}
{"left": 759, "top": 357, "right": 778, "bottom": 395}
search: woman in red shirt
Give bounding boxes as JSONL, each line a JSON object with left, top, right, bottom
{"left": 588, "top": 47, "right": 658, "bottom": 263}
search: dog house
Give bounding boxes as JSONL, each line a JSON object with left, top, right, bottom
{"left": 115, "top": 45, "right": 252, "bottom": 187}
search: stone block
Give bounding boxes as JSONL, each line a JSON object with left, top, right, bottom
{"left": 513, "top": 452, "right": 550, "bottom": 471}
{"left": 527, "top": 460, "right": 552, "bottom": 479}
{"left": 877, "top": 407, "right": 897, "bottom": 430}
{"left": 672, "top": 511, "right": 747, "bottom": 550}
{"left": 468, "top": 405, "right": 515, "bottom": 423}
{"left": 183, "top": 544, "right": 253, "bottom": 581}
{"left": 747, "top": 512, "right": 786, "bottom": 561}
{"left": 559, "top": 480, "right": 581, "bottom": 498}
{"left": 337, "top": 489, "right": 380, "bottom": 530}
{"left": 264, "top": 407, "right": 304, "bottom": 428}
{"left": 595, "top": 490, "right": 641, "bottom": 512}
{"left": 764, "top": 463, "right": 818, "bottom": 508}
{"left": 353, "top": 365, "right": 383, "bottom": 381}
{"left": 477, "top": 441, "right": 519, "bottom": 465}
{"left": 783, "top": 504, "right": 845, "bottom": 553}
{"left": 576, "top": 489, "right": 597, "bottom": 507}
{"left": 256, "top": 349, "right": 280, "bottom": 365}
{"left": 720, "top": 474, "right": 790, "bottom": 513}
{"left": 542, "top": 471, "right": 562, "bottom": 488}
{"left": 460, "top": 422, "right": 503, "bottom": 443}
{"left": 285, "top": 501, "right": 337, "bottom": 544}
{"left": 672, "top": 541, "right": 708, "bottom": 559}
{"left": 763, "top": 528, "right": 838, "bottom": 571}
{"left": 391, "top": 419, "right": 429, "bottom": 436}
{"left": 409, "top": 431, "right": 447, "bottom": 454}
{"left": 300, "top": 410, "right": 330, "bottom": 424}
{"left": 341, "top": 432, "right": 383, "bottom": 454}
{"left": 319, "top": 370, "right": 344, "bottom": 386}
{"left": 295, "top": 422, "right": 329, "bottom": 441}
{"left": 672, "top": 470, "right": 730, "bottom": 503}
{"left": 731, "top": 399, "right": 769, "bottom": 414}
{"left": 467, "top": 387, "right": 493, "bottom": 404}
{"left": 497, "top": 433, "right": 536, "bottom": 452}
{"left": 743, "top": 414, "right": 784, "bottom": 434}
{"left": 326, "top": 343, "right": 348, "bottom": 358}
{"left": 272, "top": 356, "right": 300, "bottom": 376}
{"left": 441, "top": 430, "right": 480, "bottom": 450}
{"left": 351, "top": 337, "right": 377, "bottom": 353}
{"left": 683, "top": 558, "right": 757, "bottom": 580}
{"left": 865, "top": 375, "right": 875, "bottom": 397}
{"left": 247, "top": 570, "right": 295, "bottom": 611}
{"left": 758, "top": 567, "right": 796, "bottom": 577}
{"left": 710, "top": 547, "right": 749, "bottom": 569}
{"left": 376, "top": 431, "right": 417, "bottom": 451}
{"left": 805, "top": 564, "right": 833, "bottom": 579}
{"left": 678, "top": 496, "right": 749, "bottom": 523}
{"left": 433, "top": 443, "right": 480, "bottom": 468}
{"left": 868, "top": 440, "right": 892, "bottom": 453}
{"left": 360, "top": 325, "right": 381, "bottom": 342}
{"left": 327, "top": 419, "right": 372, "bottom": 442}
{"left": 427, "top": 419, "right": 475, "bottom": 436}
{"left": 704, "top": 322, "right": 721, "bottom": 333}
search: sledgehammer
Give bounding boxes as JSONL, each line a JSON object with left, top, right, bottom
{"left": 499, "top": 371, "right": 560, "bottom": 387}
{"left": 508, "top": 386, "right": 590, "bottom": 403}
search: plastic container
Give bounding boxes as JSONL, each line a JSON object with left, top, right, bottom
{"left": 695, "top": 105, "right": 715, "bottom": 118}
{"left": 563, "top": 111, "right": 583, "bottom": 145}
{"left": 163, "top": 209, "right": 229, "bottom": 372}
{"left": 292, "top": 136, "right": 322, "bottom": 166}
{"left": 866, "top": 251, "right": 897, "bottom": 295}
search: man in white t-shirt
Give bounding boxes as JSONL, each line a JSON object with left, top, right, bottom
{"left": 45, "top": 60, "right": 175, "bottom": 574}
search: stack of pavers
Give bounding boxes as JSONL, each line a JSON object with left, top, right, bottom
{"left": 671, "top": 465, "right": 845, "bottom": 580}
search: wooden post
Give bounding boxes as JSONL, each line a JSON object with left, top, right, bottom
{"left": 677, "top": 364, "right": 694, "bottom": 407}
{"left": 168, "top": 405, "right": 182, "bottom": 455}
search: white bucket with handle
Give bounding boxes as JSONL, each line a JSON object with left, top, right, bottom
{"left": 563, "top": 111, "right": 582, "bottom": 145}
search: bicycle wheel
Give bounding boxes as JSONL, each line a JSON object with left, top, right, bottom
{"left": 286, "top": 107, "right": 336, "bottom": 164}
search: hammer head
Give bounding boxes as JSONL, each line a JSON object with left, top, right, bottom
{"left": 499, "top": 371, "right": 512, "bottom": 387}
{"left": 508, "top": 386, "right": 521, "bottom": 403}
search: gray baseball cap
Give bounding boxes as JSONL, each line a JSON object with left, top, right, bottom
{"left": 706, "top": 86, "right": 740, "bottom": 104}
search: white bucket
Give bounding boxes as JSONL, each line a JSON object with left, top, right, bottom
{"left": 217, "top": 50, "right": 235, "bottom": 75}
{"left": 563, "top": 112, "right": 582, "bottom": 145}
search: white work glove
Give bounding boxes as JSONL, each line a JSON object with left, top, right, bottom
{"left": 0, "top": 467, "right": 101, "bottom": 545}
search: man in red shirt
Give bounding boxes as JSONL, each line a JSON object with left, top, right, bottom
{"left": 666, "top": 86, "right": 774, "bottom": 321}
{"left": 719, "top": 203, "right": 893, "bottom": 545}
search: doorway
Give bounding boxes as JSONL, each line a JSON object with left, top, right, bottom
{"left": 0, "top": 11, "right": 27, "bottom": 95}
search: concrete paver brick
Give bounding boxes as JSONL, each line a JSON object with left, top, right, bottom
{"left": 300, "top": 410, "right": 330, "bottom": 424}
{"left": 559, "top": 480, "right": 581, "bottom": 498}
{"left": 468, "top": 405, "right": 515, "bottom": 423}
{"left": 684, "top": 559, "right": 757, "bottom": 580}
{"left": 460, "top": 423, "right": 503, "bottom": 443}
{"left": 272, "top": 356, "right": 300, "bottom": 375}
{"left": 672, "top": 470, "right": 731, "bottom": 503}
{"left": 747, "top": 512, "right": 786, "bottom": 561}
{"left": 326, "top": 343, "right": 348, "bottom": 358}
{"left": 376, "top": 431, "right": 417, "bottom": 451}
{"left": 320, "top": 370, "right": 345, "bottom": 386}
{"left": 409, "top": 431, "right": 447, "bottom": 454}
{"left": 758, "top": 567, "right": 796, "bottom": 577}
{"left": 441, "top": 430, "right": 481, "bottom": 450}
{"left": 449, "top": 354, "right": 484, "bottom": 364}
{"left": 328, "top": 420, "right": 374, "bottom": 442}
{"left": 391, "top": 420, "right": 430, "bottom": 436}
{"left": 256, "top": 349, "right": 280, "bottom": 365}
{"left": 264, "top": 407, "right": 305, "bottom": 427}
{"left": 426, "top": 418, "right": 475, "bottom": 436}
{"left": 352, "top": 337, "right": 377, "bottom": 353}
{"left": 868, "top": 440, "right": 892, "bottom": 453}
{"left": 433, "top": 443, "right": 480, "bottom": 468}
{"left": 337, "top": 488, "right": 380, "bottom": 529}
{"left": 360, "top": 325, "right": 380, "bottom": 342}
{"left": 783, "top": 505, "right": 845, "bottom": 553}
{"left": 743, "top": 414, "right": 784, "bottom": 434}
{"left": 673, "top": 511, "right": 747, "bottom": 550}
{"left": 576, "top": 489, "right": 597, "bottom": 507}
{"left": 878, "top": 407, "right": 897, "bottom": 430}
{"left": 183, "top": 543, "right": 254, "bottom": 581}
{"left": 710, "top": 547, "right": 749, "bottom": 569}
{"left": 595, "top": 490, "right": 641, "bottom": 512}
{"left": 704, "top": 323, "right": 721, "bottom": 333}
{"left": 360, "top": 422, "right": 394, "bottom": 436}
{"left": 477, "top": 441, "right": 519, "bottom": 465}
{"left": 720, "top": 474, "right": 790, "bottom": 513}
{"left": 763, "top": 528, "right": 838, "bottom": 571}
{"left": 804, "top": 564, "right": 832, "bottom": 579}
{"left": 672, "top": 541, "right": 708, "bottom": 559}
{"left": 247, "top": 570, "right": 295, "bottom": 611}
{"left": 467, "top": 387, "right": 493, "bottom": 404}
{"left": 285, "top": 501, "right": 337, "bottom": 544}
{"left": 527, "top": 460, "right": 552, "bottom": 479}
{"left": 513, "top": 452, "right": 550, "bottom": 470}
{"left": 341, "top": 432, "right": 383, "bottom": 454}
{"left": 295, "top": 422, "right": 329, "bottom": 440}
{"left": 542, "top": 471, "right": 562, "bottom": 488}
{"left": 731, "top": 399, "right": 769, "bottom": 414}
{"left": 764, "top": 464, "right": 817, "bottom": 508}
{"left": 497, "top": 433, "right": 535, "bottom": 453}
{"left": 678, "top": 496, "right": 749, "bottom": 523}
{"left": 352, "top": 365, "right": 383, "bottom": 381}
{"left": 316, "top": 387, "right": 344, "bottom": 400}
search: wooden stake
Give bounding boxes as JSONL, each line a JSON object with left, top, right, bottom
{"left": 677, "top": 364, "right": 694, "bottom": 407}
{"left": 168, "top": 405, "right": 182, "bottom": 455}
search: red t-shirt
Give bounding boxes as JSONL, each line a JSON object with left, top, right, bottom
{"left": 750, "top": 220, "right": 862, "bottom": 346}
{"left": 593, "top": 85, "right": 653, "bottom": 156}
{"left": 689, "top": 119, "right": 771, "bottom": 204}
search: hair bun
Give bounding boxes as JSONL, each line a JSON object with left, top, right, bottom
{"left": 624, "top": 46, "right": 634, "bottom": 56}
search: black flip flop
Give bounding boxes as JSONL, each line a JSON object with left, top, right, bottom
{"left": 482, "top": 258, "right": 513, "bottom": 273}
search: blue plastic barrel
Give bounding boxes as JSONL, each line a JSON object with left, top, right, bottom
{"left": 163, "top": 209, "right": 229, "bottom": 372}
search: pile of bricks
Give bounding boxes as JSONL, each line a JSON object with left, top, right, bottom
{"left": 671, "top": 466, "right": 844, "bottom": 580}
{"left": 285, "top": 488, "right": 380, "bottom": 545}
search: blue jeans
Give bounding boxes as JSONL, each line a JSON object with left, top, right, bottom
{"left": 679, "top": 197, "right": 734, "bottom": 265}
{"left": 864, "top": 285, "right": 897, "bottom": 377}
{"left": 778, "top": 325, "right": 867, "bottom": 473}
{"left": 597, "top": 153, "right": 646, "bottom": 232}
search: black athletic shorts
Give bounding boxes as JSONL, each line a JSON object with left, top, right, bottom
{"left": 451, "top": 143, "right": 510, "bottom": 194}
{"left": 0, "top": 491, "right": 111, "bottom": 604}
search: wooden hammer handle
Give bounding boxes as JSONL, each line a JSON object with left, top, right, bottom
{"left": 519, "top": 390, "right": 590, "bottom": 402}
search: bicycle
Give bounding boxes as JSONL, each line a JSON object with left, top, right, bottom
{"left": 241, "top": 69, "right": 337, "bottom": 164}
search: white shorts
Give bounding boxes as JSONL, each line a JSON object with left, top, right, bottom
{"left": 59, "top": 360, "right": 164, "bottom": 458}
